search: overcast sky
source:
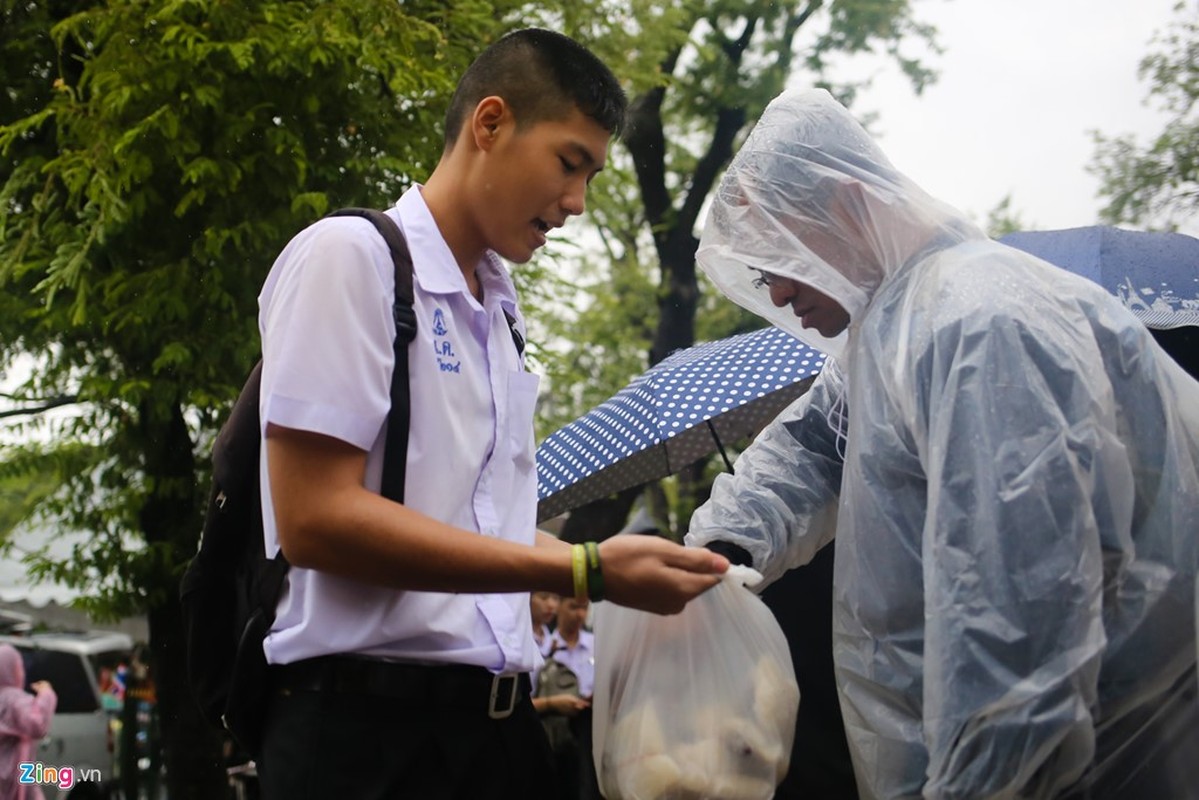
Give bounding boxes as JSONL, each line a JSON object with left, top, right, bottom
{"left": 829, "top": 0, "right": 1187, "bottom": 234}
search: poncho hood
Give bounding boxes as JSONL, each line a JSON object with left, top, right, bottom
{"left": 697, "top": 87, "right": 984, "bottom": 357}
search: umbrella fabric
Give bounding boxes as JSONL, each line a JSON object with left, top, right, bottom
{"left": 999, "top": 225, "right": 1199, "bottom": 330}
{"left": 536, "top": 326, "right": 826, "bottom": 522}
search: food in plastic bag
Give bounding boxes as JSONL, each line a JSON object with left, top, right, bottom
{"left": 592, "top": 565, "right": 800, "bottom": 800}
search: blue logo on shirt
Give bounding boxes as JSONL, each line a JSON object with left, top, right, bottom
{"left": 432, "top": 308, "right": 460, "bottom": 373}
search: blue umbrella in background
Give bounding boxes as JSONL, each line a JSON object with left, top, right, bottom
{"left": 536, "top": 326, "right": 826, "bottom": 523}
{"left": 999, "top": 225, "right": 1199, "bottom": 330}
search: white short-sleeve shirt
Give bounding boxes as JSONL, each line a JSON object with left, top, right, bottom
{"left": 257, "top": 186, "right": 542, "bottom": 673}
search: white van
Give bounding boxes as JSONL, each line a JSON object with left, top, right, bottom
{"left": 1, "top": 631, "right": 133, "bottom": 799}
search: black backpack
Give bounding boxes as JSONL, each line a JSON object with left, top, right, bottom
{"left": 179, "top": 207, "right": 523, "bottom": 756}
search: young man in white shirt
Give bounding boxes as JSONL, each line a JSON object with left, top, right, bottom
{"left": 255, "top": 28, "right": 729, "bottom": 799}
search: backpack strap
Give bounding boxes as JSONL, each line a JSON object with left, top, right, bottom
{"left": 325, "top": 208, "right": 416, "bottom": 504}
{"left": 503, "top": 309, "right": 525, "bottom": 358}
{"left": 258, "top": 209, "right": 418, "bottom": 609}
{"left": 324, "top": 208, "right": 527, "bottom": 499}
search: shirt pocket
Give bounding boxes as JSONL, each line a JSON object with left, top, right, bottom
{"left": 506, "top": 370, "right": 541, "bottom": 471}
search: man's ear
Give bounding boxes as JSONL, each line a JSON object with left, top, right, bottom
{"left": 470, "top": 96, "right": 508, "bottom": 153}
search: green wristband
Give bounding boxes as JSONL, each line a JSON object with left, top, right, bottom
{"left": 584, "top": 541, "right": 604, "bottom": 602}
{"left": 571, "top": 543, "right": 588, "bottom": 601}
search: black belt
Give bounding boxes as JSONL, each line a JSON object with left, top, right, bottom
{"left": 273, "top": 656, "right": 529, "bottom": 720}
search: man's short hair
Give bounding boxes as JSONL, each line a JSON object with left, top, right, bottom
{"left": 443, "top": 28, "right": 627, "bottom": 147}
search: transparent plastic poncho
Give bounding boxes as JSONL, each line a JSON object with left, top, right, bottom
{"left": 688, "top": 88, "right": 1199, "bottom": 799}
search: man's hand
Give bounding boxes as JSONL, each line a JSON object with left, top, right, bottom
{"left": 598, "top": 534, "right": 729, "bottom": 615}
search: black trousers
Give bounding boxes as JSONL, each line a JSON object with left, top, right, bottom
{"left": 569, "top": 710, "right": 601, "bottom": 800}
{"left": 257, "top": 657, "right": 556, "bottom": 800}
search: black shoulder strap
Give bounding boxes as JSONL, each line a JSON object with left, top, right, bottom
{"left": 325, "top": 208, "right": 417, "bottom": 504}
{"left": 504, "top": 310, "right": 525, "bottom": 357}
{"left": 322, "top": 208, "right": 527, "bottom": 499}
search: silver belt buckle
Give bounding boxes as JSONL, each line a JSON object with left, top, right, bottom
{"left": 488, "top": 673, "right": 519, "bottom": 720}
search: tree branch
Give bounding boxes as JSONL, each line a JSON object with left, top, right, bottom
{"left": 0, "top": 395, "right": 78, "bottom": 419}
{"left": 676, "top": 105, "right": 746, "bottom": 237}
{"left": 777, "top": 2, "right": 822, "bottom": 76}
{"left": 625, "top": 86, "right": 672, "bottom": 231}
{"left": 624, "top": 46, "right": 684, "bottom": 233}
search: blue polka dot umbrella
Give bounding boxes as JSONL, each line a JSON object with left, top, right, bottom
{"left": 536, "top": 326, "right": 827, "bottom": 522}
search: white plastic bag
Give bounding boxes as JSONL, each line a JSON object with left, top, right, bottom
{"left": 592, "top": 565, "right": 800, "bottom": 800}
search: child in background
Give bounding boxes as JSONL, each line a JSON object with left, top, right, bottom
{"left": 531, "top": 591, "right": 589, "bottom": 716}
{"left": 0, "top": 644, "right": 56, "bottom": 800}
{"left": 547, "top": 597, "right": 599, "bottom": 800}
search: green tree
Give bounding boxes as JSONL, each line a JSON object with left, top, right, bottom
{"left": 1091, "top": 3, "right": 1199, "bottom": 230}
{"left": 985, "top": 193, "right": 1031, "bottom": 238}
{"left": 524, "top": 1, "right": 940, "bottom": 539}
{"left": 0, "top": 1, "right": 504, "bottom": 795}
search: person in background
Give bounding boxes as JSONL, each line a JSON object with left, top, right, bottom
{"left": 120, "top": 644, "right": 161, "bottom": 800}
{"left": 531, "top": 590, "right": 559, "bottom": 662}
{"left": 548, "top": 597, "right": 594, "bottom": 709}
{"left": 530, "top": 591, "right": 588, "bottom": 711}
{"left": 0, "top": 644, "right": 56, "bottom": 800}
{"left": 530, "top": 591, "right": 588, "bottom": 799}
{"left": 547, "top": 596, "right": 599, "bottom": 800}
{"left": 688, "top": 87, "right": 1199, "bottom": 798}
{"left": 530, "top": 589, "right": 589, "bottom": 716}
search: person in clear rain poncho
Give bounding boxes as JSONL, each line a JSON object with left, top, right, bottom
{"left": 685, "top": 88, "right": 1199, "bottom": 799}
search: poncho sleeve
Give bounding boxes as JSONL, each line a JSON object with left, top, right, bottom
{"left": 686, "top": 359, "right": 846, "bottom": 589}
